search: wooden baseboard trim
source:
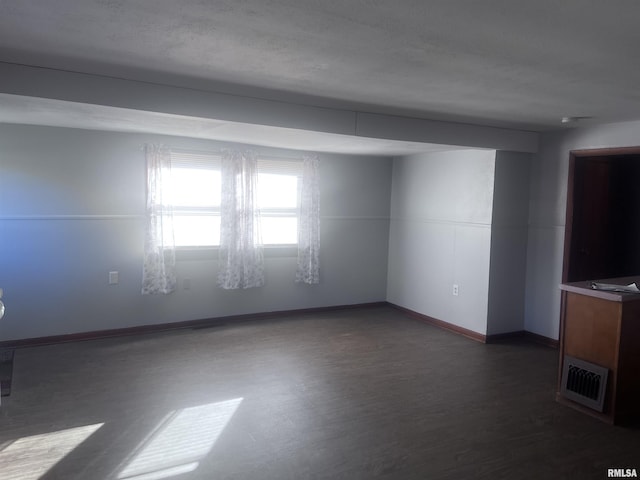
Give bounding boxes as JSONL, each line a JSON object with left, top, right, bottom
{"left": 388, "top": 303, "right": 487, "bottom": 343}
{"left": 485, "top": 331, "right": 526, "bottom": 343}
{"left": 389, "top": 304, "right": 560, "bottom": 348}
{"left": 1, "top": 301, "right": 560, "bottom": 350}
{"left": 0, "top": 302, "right": 388, "bottom": 348}
{"left": 485, "top": 331, "right": 558, "bottom": 348}
{"left": 523, "top": 331, "right": 559, "bottom": 348}
{"left": 485, "top": 331, "right": 559, "bottom": 348}
{"left": 487, "top": 330, "right": 559, "bottom": 348}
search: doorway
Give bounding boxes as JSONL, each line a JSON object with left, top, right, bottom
{"left": 563, "top": 148, "right": 640, "bottom": 283}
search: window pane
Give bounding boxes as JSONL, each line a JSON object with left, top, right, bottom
{"left": 158, "top": 162, "right": 301, "bottom": 248}
{"left": 171, "top": 215, "right": 220, "bottom": 247}
{"left": 261, "top": 217, "right": 297, "bottom": 245}
{"left": 258, "top": 174, "right": 297, "bottom": 208}
{"left": 171, "top": 168, "right": 221, "bottom": 207}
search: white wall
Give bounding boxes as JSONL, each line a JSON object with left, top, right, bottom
{"left": 525, "top": 120, "right": 640, "bottom": 339}
{"left": 386, "top": 149, "right": 496, "bottom": 335}
{"left": 12, "top": 109, "right": 621, "bottom": 343}
{"left": 0, "top": 124, "right": 392, "bottom": 341}
{"left": 487, "top": 151, "right": 531, "bottom": 335}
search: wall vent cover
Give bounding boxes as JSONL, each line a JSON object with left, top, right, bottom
{"left": 560, "top": 355, "right": 608, "bottom": 412}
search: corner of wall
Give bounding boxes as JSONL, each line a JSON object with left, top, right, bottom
{"left": 487, "top": 151, "right": 532, "bottom": 335}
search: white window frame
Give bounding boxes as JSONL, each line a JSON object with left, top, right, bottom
{"left": 169, "top": 151, "right": 222, "bottom": 249}
{"left": 169, "top": 150, "right": 302, "bottom": 249}
{"left": 257, "top": 158, "right": 302, "bottom": 246}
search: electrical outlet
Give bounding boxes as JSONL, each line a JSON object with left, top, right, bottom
{"left": 109, "top": 271, "right": 119, "bottom": 285}
{"left": 452, "top": 284, "right": 459, "bottom": 296}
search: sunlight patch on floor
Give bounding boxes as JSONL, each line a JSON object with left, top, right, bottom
{"left": 0, "top": 423, "right": 104, "bottom": 480}
{"left": 117, "top": 398, "right": 243, "bottom": 480}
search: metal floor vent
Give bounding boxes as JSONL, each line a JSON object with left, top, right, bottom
{"left": 561, "top": 355, "right": 608, "bottom": 412}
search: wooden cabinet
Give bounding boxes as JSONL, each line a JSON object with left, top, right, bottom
{"left": 558, "top": 278, "right": 640, "bottom": 425}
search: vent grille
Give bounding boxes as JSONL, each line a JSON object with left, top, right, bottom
{"left": 560, "top": 355, "right": 608, "bottom": 412}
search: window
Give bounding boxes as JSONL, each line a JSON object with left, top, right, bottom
{"left": 167, "top": 151, "right": 301, "bottom": 247}
{"left": 257, "top": 159, "right": 301, "bottom": 245}
{"left": 169, "top": 154, "right": 221, "bottom": 247}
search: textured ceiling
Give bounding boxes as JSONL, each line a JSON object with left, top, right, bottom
{"left": 1, "top": 0, "right": 639, "bottom": 132}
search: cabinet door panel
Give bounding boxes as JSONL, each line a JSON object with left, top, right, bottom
{"left": 565, "top": 293, "right": 620, "bottom": 370}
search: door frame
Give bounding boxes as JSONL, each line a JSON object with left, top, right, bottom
{"left": 562, "top": 146, "right": 640, "bottom": 283}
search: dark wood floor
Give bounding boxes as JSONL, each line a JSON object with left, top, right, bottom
{"left": 0, "top": 305, "right": 638, "bottom": 479}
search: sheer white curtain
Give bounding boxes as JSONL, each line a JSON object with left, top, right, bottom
{"left": 142, "top": 144, "right": 177, "bottom": 295}
{"left": 296, "top": 154, "right": 320, "bottom": 284}
{"left": 218, "top": 149, "right": 265, "bottom": 289}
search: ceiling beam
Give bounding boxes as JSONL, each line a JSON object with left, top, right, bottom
{"left": 0, "top": 62, "right": 538, "bottom": 153}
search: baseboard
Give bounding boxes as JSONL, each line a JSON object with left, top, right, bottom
{"left": 0, "top": 301, "right": 560, "bottom": 349}
{"left": 0, "top": 301, "right": 388, "bottom": 348}
{"left": 485, "top": 331, "right": 558, "bottom": 348}
{"left": 523, "top": 331, "right": 559, "bottom": 348}
{"left": 485, "top": 331, "right": 526, "bottom": 343}
{"left": 389, "top": 303, "right": 560, "bottom": 348}
{"left": 388, "top": 303, "right": 487, "bottom": 343}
